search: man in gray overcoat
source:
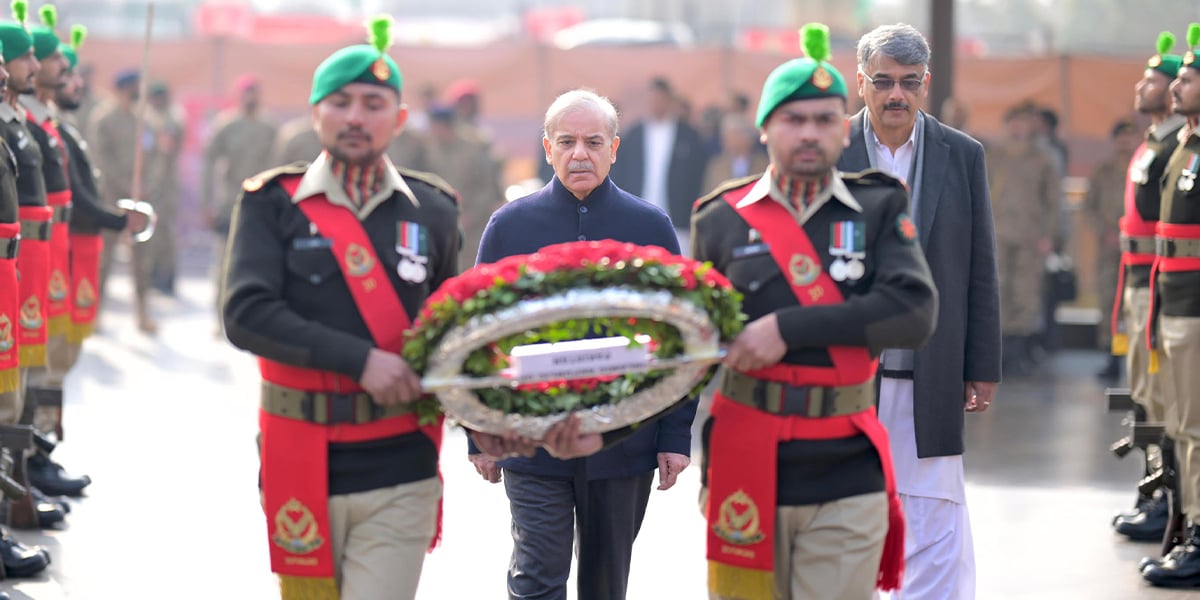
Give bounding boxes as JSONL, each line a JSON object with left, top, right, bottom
{"left": 837, "top": 24, "right": 1002, "bottom": 599}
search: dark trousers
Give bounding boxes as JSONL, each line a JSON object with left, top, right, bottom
{"left": 503, "top": 468, "right": 654, "bottom": 600}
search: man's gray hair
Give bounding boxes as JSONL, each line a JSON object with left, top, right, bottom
{"left": 543, "top": 89, "right": 620, "bottom": 139}
{"left": 857, "top": 23, "right": 931, "bottom": 70}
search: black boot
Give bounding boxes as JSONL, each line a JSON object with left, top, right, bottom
{"left": 1116, "top": 493, "right": 1170, "bottom": 541}
{"left": 0, "top": 529, "right": 49, "bottom": 577}
{"left": 27, "top": 452, "right": 90, "bottom": 497}
{"left": 1141, "top": 439, "right": 1184, "bottom": 572}
{"left": 1144, "top": 524, "right": 1200, "bottom": 588}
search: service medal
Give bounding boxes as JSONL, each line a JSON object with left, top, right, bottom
{"left": 829, "top": 258, "right": 848, "bottom": 282}
{"left": 398, "top": 256, "right": 428, "bottom": 284}
{"left": 846, "top": 258, "right": 866, "bottom": 281}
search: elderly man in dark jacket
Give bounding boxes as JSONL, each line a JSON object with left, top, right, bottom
{"left": 838, "top": 24, "right": 1001, "bottom": 599}
{"left": 467, "top": 89, "right": 696, "bottom": 600}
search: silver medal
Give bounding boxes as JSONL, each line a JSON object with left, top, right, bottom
{"left": 829, "top": 258, "right": 848, "bottom": 282}
{"left": 398, "top": 257, "right": 428, "bottom": 284}
{"left": 1180, "top": 173, "right": 1196, "bottom": 192}
{"left": 847, "top": 259, "right": 866, "bottom": 281}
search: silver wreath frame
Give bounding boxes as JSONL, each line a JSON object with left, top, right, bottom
{"left": 422, "top": 286, "right": 721, "bottom": 437}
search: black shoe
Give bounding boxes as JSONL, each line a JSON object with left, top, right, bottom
{"left": 1144, "top": 527, "right": 1200, "bottom": 587}
{"left": 1115, "top": 492, "right": 1157, "bottom": 526}
{"left": 27, "top": 452, "right": 90, "bottom": 497}
{"left": 1116, "top": 494, "right": 1170, "bottom": 541}
{"left": 0, "top": 531, "right": 49, "bottom": 577}
{"left": 27, "top": 487, "right": 66, "bottom": 529}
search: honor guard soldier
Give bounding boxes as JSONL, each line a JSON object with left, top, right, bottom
{"left": 0, "top": 26, "right": 52, "bottom": 583}
{"left": 1109, "top": 32, "right": 1186, "bottom": 544}
{"left": 1141, "top": 23, "right": 1200, "bottom": 589}
{"left": 0, "top": 0, "right": 74, "bottom": 531}
{"left": 20, "top": 3, "right": 91, "bottom": 500}
{"left": 222, "top": 17, "right": 460, "bottom": 600}
{"left": 690, "top": 24, "right": 937, "bottom": 600}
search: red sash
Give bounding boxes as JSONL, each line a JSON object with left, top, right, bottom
{"left": 1147, "top": 223, "right": 1200, "bottom": 354}
{"left": 257, "top": 176, "right": 443, "bottom": 597}
{"left": 1111, "top": 142, "right": 1158, "bottom": 353}
{"left": 67, "top": 234, "right": 102, "bottom": 344}
{"left": 0, "top": 223, "right": 19, "bottom": 393}
{"left": 30, "top": 111, "right": 73, "bottom": 336}
{"left": 705, "top": 189, "right": 902, "bottom": 597}
{"left": 17, "top": 206, "right": 52, "bottom": 368}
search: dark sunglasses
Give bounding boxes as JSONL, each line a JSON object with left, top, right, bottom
{"left": 861, "top": 71, "right": 927, "bottom": 92}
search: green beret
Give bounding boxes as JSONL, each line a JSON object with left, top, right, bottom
{"left": 58, "top": 24, "right": 84, "bottom": 68}
{"left": 309, "top": 16, "right": 402, "bottom": 105}
{"left": 1149, "top": 31, "right": 1183, "bottom": 78}
{"left": 1184, "top": 23, "right": 1200, "bottom": 70}
{"left": 0, "top": 0, "right": 32, "bottom": 63}
{"left": 755, "top": 23, "right": 847, "bottom": 128}
{"left": 29, "top": 4, "right": 58, "bottom": 61}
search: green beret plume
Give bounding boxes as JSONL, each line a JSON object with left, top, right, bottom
{"left": 38, "top": 4, "right": 54, "bottom": 28}
{"left": 1158, "top": 31, "right": 1176, "bottom": 56}
{"left": 1189, "top": 23, "right": 1200, "bottom": 49}
{"left": 70, "top": 23, "right": 83, "bottom": 49}
{"left": 11, "top": 0, "right": 26, "bottom": 25}
{"left": 368, "top": 15, "right": 393, "bottom": 55}
{"left": 802, "top": 23, "right": 831, "bottom": 62}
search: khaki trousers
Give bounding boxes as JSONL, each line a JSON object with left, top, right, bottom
{"left": 326, "top": 476, "right": 441, "bottom": 600}
{"left": 713, "top": 492, "right": 887, "bottom": 600}
{"left": 1125, "top": 287, "right": 1164, "bottom": 421}
{"left": 24, "top": 333, "right": 73, "bottom": 435}
{"left": 1160, "top": 315, "right": 1200, "bottom": 517}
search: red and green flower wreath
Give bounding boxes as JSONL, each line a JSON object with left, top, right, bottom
{"left": 403, "top": 240, "right": 744, "bottom": 425}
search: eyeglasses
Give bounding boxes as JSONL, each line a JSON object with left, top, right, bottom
{"left": 860, "top": 71, "right": 927, "bottom": 92}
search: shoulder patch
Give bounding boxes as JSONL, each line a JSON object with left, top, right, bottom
{"left": 398, "top": 167, "right": 459, "bottom": 205}
{"left": 896, "top": 212, "right": 918, "bottom": 245}
{"left": 841, "top": 168, "right": 906, "bottom": 190}
{"left": 693, "top": 174, "right": 761, "bottom": 212}
{"left": 242, "top": 161, "right": 309, "bottom": 193}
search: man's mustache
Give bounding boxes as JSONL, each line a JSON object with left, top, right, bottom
{"left": 884, "top": 101, "right": 909, "bottom": 111}
{"left": 567, "top": 161, "right": 593, "bottom": 172}
{"left": 338, "top": 127, "right": 371, "bottom": 142}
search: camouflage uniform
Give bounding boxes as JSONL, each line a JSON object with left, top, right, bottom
{"left": 1084, "top": 154, "right": 1130, "bottom": 350}
{"left": 424, "top": 129, "right": 503, "bottom": 271}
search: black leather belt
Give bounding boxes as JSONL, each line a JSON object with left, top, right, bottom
{"left": 719, "top": 370, "right": 873, "bottom": 417}
{"left": 1157, "top": 237, "right": 1200, "bottom": 258}
{"left": 880, "top": 369, "right": 914, "bottom": 380}
{"left": 260, "top": 382, "right": 412, "bottom": 425}
{"left": 0, "top": 236, "right": 17, "bottom": 259}
{"left": 51, "top": 206, "right": 71, "bottom": 223}
{"left": 1120, "top": 236, "right": 1156, "bottom": 255}
{"left": 19, "top": 220, "right": 50, "bottom": 241}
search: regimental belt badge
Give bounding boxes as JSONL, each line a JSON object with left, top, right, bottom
{"left": 74, "top": 279, "right": 96, "bottom": 309}
{"left": 271, "top": 498, "right": 325, "bottom": 555}
{"left": 345, "top": 243, "right": 376, "bottom": 277}
{"left": 48, "top": 270, "right": 68, "bottom": 302}
{"left": 0, "top": 314, "right": 12, "bottom": 352}
{"left": 19, "top": 296, "right": 41, "bottom": 330}
{"left": 788, "top": 253, "right": 820, "bottom": 287}
{"left": 712, "top": 489, "right": 766, "bottom": 545}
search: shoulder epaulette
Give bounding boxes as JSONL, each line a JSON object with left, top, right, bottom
{"left": 398, "top": 167, "right": 459, "bottom": 205}
{"left": 242, "top": 161, "right": 309, "bottom": 193}
{"left": 841, "top": 168, "right": 906, "bottom": 190}
{"left": 692, "top": 174, "right": 760, "bottom": 211}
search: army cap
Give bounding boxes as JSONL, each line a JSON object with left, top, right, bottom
{"left": 1183, "top": 23, "right": 1200, "bottom": 70}
{"left": 0, "top": 0, "right": 34, "bottom": 64}
{"left": 58, "top": 24, "right": 83, "bottom": 68}
{"left": 755, "top": 23, "right": 848, "bottom": 128}
{"left": 30, "top": 4, "right": 59, "bottom": 61}
{"left": 309, "top": 15, "right": 402, "bottom": 105}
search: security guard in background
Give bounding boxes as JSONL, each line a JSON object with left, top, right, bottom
{"left": 690, "top": 24, "right": 937, "bottom": 600}
{"left": 222, "top": 17, "right": 459, "bottom": 600}
{"left": 1142, "top": 24, "right": 1200, "bottom": 589}
{"left": 1108, "top": 32, "right": 1186, "bottom": 545}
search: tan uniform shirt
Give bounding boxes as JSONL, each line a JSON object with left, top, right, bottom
{"left": 985, "top": 140, "right": 1060, "bottom": 244}
{"left": 204, "top": 110, "right": 278, "bottom": 229}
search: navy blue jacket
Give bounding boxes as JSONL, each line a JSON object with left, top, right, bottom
{"left": 468, "top": 175, "right": 698, "bottom": 480}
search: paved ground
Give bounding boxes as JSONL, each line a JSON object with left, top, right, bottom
{"left": 1, "top": 261, "right": 1195, "bottom": 599}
